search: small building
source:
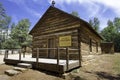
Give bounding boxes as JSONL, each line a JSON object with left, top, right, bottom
{"left": 29, "top": 6, "right": 103, "bottom": 59}
{"left": 4, "top": 5, "right": 103, "bottom": 74}
{"left": 101, "top": 42, "right": 114, "bottom": 54}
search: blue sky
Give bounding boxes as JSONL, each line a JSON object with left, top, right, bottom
{"left": 0, "top": 0, "right": 119, "bottom": 31}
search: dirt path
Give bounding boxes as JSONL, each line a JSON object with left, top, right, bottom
{"left": 0, "top": 54, "right": 120, "bottom": 80}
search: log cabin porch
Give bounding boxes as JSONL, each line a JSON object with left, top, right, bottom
{"left": 4, "top": 48, "right": 81, "bottom": 74}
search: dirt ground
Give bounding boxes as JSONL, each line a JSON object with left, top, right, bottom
{"left": 0, "top": 53, "right": 120, "bottom": 80}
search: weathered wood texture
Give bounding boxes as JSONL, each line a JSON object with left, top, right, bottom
{"left": 30, "top": 6, "right": 102, "bottom": 60}
{"left": 31, "top": 7, "right": 80, "bottom": 36}
{"left": 32, "top": 30, "right": 79, "bottom": 60}
{"left": 4, "top": 58, "right": 79, "bottom": 74}
{"left": 80, "top": 23, "right": 101, "bottom": 55}
{"left": 101, "top": 42, "right": 114, "bottom": 54}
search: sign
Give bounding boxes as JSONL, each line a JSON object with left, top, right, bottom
{"left": 59, "top": 36, "right": 71, "bottom": 47}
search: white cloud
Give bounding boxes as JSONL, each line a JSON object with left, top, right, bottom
{"left": 48, "top": 0, "right": 120, "bottom": 29}
{"left": 50, "top": 0, "right": 120, "bottom": 15}
{"left": 24, "top": 6, "right": 41, "bottom": 18}
{"left": 8, "top": 0, "right": 120, "bottom": 29}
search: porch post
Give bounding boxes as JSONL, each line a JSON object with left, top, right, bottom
{"left": 4, "top": 49, "right": 8, "bottom": 59}
{"left": 4, "top": 50, "right": 6, "bottom": 59}
{"left": 66, "top": 47, "right": 69, "bottom": 70}
{"left": 36, "top": 48, "right": 39, "bottom": 68}
{"left": 19, "top": 49, "right": 21, "bottom": 61}
{"left": 57, "top": 47, "right": 59, "bottom": 66}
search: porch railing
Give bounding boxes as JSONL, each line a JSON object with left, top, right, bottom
{"left": 4, "top": 48, "right": 81, "bottom": 71}
{"left": 35, "top": 47, "right": 81, "bottom": 70}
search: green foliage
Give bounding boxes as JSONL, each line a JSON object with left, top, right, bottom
{"left": 101, "top": 17, "right": 120, "bottom": 52}
{"left": 0, "top": 3, "right": 5, "bottom": 18}
{"left": 0, "top": 2, "right": 32, "bottom": 49}
{"left": 89, "top": 17, "right": 100, "bottom": 33}
{"left": 101, "top": 20, "right": 116, "bottom": 41}
{"left": 71, "top": 11, "right": 79, "bottom": 17}
{"left": 2, "top": 38, "right": 20, "bottom": 49}
{"left": 2, "top": 19, "right": 32, "bottom": 49}
{"left": 113, "top": 17, "right": 120, "bottom": 32}
{"left": 10, "top": 19, "right": 31, "bottom": 48}
{"left": 0, "top": 3, "right": 11, "bottom": 48}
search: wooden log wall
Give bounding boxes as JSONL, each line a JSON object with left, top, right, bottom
{"left": 80, "top": 22, "right": 102, "bottom": 55}
{"left": 32, "top": 7, "right": 80, "bottom": 36}
{"left": 55, "top": 29, "right": 79, "bottom": 60}
{"left": 31, "top": 6, "right": 102, "bottom": 59}
{"left": 32, "top": 37, "right": 48, "bottom": 58}
{"left": 32, "top": 29, "right": 79, "bottom": 60}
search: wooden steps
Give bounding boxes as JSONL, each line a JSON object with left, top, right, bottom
{"left": 17, "top": 63, "right": 32, "bottom": 69}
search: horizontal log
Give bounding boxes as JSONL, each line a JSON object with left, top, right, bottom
{"left": 34, "top": 30, "right": 77, "bottom": 38}
{"left": 34, "top": 22, "right": 80, "bottom": 35}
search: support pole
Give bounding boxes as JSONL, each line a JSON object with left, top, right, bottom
{"left": 36, "top": 48, "right": 39, "bottom": 68}
{"left": 66, "top": 48, "right": 69, "bottom": 70}
{"left": 57, "top": 47, "right": 59, "bottom": 66}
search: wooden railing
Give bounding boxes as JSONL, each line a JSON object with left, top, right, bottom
{"left": 4, "top": 48, "right": 81, "bottom": 71}
{"left": 4, "top": 49, "right": 22, "bottom": 61}
{"left": 35, "top": 47, "right": 80, "bottom": 70}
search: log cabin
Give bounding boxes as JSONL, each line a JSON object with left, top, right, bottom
{"left": 29, "top": 6, "right": 103, "bottom": 61}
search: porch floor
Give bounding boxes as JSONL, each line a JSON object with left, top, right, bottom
{"left": 4, "top": 54, "right": 80, "bottom": 73}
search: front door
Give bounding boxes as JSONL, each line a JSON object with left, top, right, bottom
{"left": 48, "top": 38, "right": 55, "bottom": 58}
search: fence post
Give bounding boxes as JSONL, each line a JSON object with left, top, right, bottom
{"left": 36, "top": 48, "right": 39, "bottom": 68}
{"left": 19, "top": 49, "right": 21, "bottom": 61}
{"left": 66, "top": 47, "right": 69, "bottom": 70}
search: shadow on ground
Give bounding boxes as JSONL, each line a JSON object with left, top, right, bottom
{"left": 85, "top": 71, "right": 120, "bottom": 80}
{"left": 95, "top": 71, "right": 120, "bottom": 80}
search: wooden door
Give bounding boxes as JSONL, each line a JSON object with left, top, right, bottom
{"left": 48, "top": 38, "right": 55, "bottom": 58}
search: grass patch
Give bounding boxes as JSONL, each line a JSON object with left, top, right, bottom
{"left": 113, "top": 54, "right": 120, "bottom": 73}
